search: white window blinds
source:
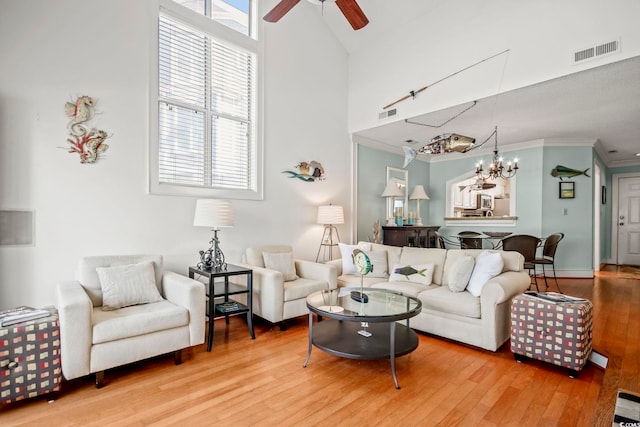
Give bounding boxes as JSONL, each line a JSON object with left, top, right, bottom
{"left": 158, "top": 13, "right": 256, "bottom": 191}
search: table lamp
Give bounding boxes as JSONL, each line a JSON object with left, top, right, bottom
{"left": 193, "top": 199, "right": 234, "bottom": 271}
{"left": 381, "top": 181, "right": 403, "bottom": 226}
{"left": 409, "top": 185, "right": 430, "bottom": 226}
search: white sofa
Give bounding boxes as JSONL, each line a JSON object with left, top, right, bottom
{"left": 328, "top": 243, "right": 530, "bottom": 351}
{"left": 56, "top": 255, "right": 205, "bottom": 387}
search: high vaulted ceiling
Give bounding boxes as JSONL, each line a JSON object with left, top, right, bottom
{"left": 302, "top": 0, "right": 640, "bottom": 167}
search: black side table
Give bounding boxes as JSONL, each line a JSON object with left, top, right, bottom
{"left": 189, "top": 264, "right": 255, "bottom": 352}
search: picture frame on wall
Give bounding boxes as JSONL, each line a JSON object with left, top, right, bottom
{"left": 559, "top": 181, "right": 575, "bottom": 199}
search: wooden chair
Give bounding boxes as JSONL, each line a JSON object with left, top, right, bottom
{"left": 457, "top": 231, "right": 483, "bottom": 249}
{"left": 531, "top": 233, "right": 565, "bottom": 293}
{"left": 500, "top": 234, "right": 542, "bottom": 291}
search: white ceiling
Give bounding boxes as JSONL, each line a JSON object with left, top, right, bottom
{"left": 303, "top": 0, "right": 640, "bottom": 167}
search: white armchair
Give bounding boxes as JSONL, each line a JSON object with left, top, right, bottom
{"left": 240, "top": 245, "right": 337, "bottom": 330}
{"left": 56, "top": 255, "right": 205, "bottom": 387}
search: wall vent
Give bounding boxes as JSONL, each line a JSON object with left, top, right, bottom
{"left": 0, "top": 210, "right": 34, "bottom": 246}
{"left": 574, "top": 39, "right": 620, "bottom": 64}
{"left": 378, "top": 108, "right": 397, "bottom": 120}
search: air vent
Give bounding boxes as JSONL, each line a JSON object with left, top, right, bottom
{"left": 573, "top": 39, "right": 620, "bottom": 64}
{"left": 378, "top": 108, "right": 397, "bottom": 120}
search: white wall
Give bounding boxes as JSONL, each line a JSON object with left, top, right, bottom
{"left": 0, "top": 0, "right": 351, "bottom": 310}
{"left": 347, "top": 0, "right": 640, "bottom": 134}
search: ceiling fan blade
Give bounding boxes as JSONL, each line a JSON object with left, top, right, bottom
{"left": 335, "top": 0, "right": 369, "bottom": 30}
{"left": 264, "top": 0, "right": 302, "bottom": 23}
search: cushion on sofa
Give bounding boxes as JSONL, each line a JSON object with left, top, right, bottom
{"left": 364, "top": 249, "right": 389, "bottom": 278}
{"left": 447, "top": 254, "right": 475, "bottom": 292}
{"left": 390, "top": 263, "right": 435, "bottom": 285}
{"left": 372, "top": 281, "right": 436, "bottom": 298}
{"left": 363, "top": 242, "right": 402, "bottom": 274}
{"left": 466, "top": 251, "right": 504, "bottom": 297}
{"left": 338, "top": 242, "right": 372, "bottom": 275}
{"left": 398, "top": 247, "right": 447, "bottom": 285}
{"left": 418, "top": 286, "right": 481, "bottom": 319}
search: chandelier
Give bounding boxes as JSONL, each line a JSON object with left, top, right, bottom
{"left": 475, "top": 126, "right": 518, "bottom": 180}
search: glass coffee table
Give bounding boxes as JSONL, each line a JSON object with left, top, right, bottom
{"left": 304, "top": 287, "right": 422, "bottom": 389}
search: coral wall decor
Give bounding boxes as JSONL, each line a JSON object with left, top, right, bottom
{"left": 63, "top": 96, "right": 110, "bottom": 164}
{"left": 282, "top": 161, "right": 325, "bottom": 182}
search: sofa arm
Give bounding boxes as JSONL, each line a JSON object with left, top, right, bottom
{"left": 479, "top": 271, "right": 531, "bottom": 351}
{"left": 481, "top": 271, "right": 531, "bottom": 307}
{"left": 162, "top": 271, "right": 206, "bottom": 346}
{"left": 56, "top": 280, "right": 93, "bottom": 380}
{"left": 326, "top": 259, "right": 343, "bottom": 276}
{"left": 295, "top": 259, "right": 338, "bottom": 289}
{"left": 237, "top": 264, "right": 285, "bottom": 324}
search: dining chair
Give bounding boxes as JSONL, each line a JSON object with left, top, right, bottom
{"left": 500, "top": 234, "right": 542, "bottom": 291}
{"left": 531, "top": 233, "right": 565, "bottom": 293}
{"left": 434, "top": 231, "right": 460, "bottom": 249}
{"left": 457, "top": 231, "right": 483, "bottom": 249}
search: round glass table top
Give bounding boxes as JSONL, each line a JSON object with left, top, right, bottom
{"left": 306, "top": 287, "right": 422, "bottom": 322}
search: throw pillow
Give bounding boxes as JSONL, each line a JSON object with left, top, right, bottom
{"left": 466, "top": 251, "right": 504, "bottom": 297}
{"left": 389, "top": 263, "right": 435, "bottom": 286}
{"left": 263, "top": 251, "right": 298, "bottom": 281}
{"left": 365, "top": 250, "right": 389, "bottom": 278}
{"left": 338, "top": 242, "right": 372, "bottom": 275}
{"left": 447, "top": 254, "right": 475, "bottom": 292}
{"left": 97, "top": 261, "right": 164, "bottom": 311}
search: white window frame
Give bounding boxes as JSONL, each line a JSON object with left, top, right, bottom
{"left": 149, "top": 0, "right": 263, "bottom": 200}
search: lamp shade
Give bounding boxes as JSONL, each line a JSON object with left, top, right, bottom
{"left": 193, "top": 199, "right": 234, "bottom": 228}
{"left": 410, "top": 185, "right": 430, "bottom": 200}
{"left": 317, "top": 205, "right": 344, "bottom": 225}
{"left": 381, "top": 181, "right": 403, "bottom": 197}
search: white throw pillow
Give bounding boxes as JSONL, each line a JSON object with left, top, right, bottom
{"left": 389, "top": 263, "right": 435, "bottom": 285}
{"left": 364, "top": 250, "right": 388, "bottom": 278}
{"left": 338, "top": 242, "right": 372, "bottom": 275}
{"left": 447, "top": 254, "right": 475, "bottom": 292}
{"left": 97, "top": 261, "right": 164, "bottom": 311}
{"left": 466, "top": 251, "right": 504, "bottom": 297}
{"left": 263, "top": 252, "right": 298, "bottom": 281}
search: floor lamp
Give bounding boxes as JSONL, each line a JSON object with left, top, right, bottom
{"left": 315, "top": 204, "right": 344, "bottom": 262}
{"left": 410, "top": 185, "right": 430, "bottom": 226}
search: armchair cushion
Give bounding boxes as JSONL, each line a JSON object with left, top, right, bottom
{"left": 92, "top": 300, "right": 189, "bottom": 344}
{"left": 262, "top": 251, "right": 298, "bottom": 281}
{"left": 97, "top": 261, "right": 163, "bottom": 310}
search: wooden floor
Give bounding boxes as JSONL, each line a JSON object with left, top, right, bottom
{"left": 1, "top": 268, "right": 638, "bottom": 426}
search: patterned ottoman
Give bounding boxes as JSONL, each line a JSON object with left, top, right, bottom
{"left": 1, "top": 308, "right": 62, "bottom": 404}
{"left": 510, "top": 293, "right": 593, "bottom": 378}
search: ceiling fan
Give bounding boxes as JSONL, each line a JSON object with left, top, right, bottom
{"left": 263, "top": 0, "right": 369, "bottom": 30}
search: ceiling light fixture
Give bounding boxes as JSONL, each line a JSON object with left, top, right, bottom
{"left": 475, "top": 126, "right": 518, "bottom": 180}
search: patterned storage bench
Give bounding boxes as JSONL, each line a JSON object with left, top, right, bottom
{"left": 510, "top": 293, "right": 593, "bottom": 378}
{"left": 1, "top": 309, "right": 62, "bottom": 404}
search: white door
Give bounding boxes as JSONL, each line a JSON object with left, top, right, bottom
{"left": 618, "top": 176, "right": 640, "bottom": 266}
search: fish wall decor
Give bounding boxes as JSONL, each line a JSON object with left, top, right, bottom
{"left": 282, "top": 161, "right": 325, "bottom": 182}
{"left": 550, "top": 165, "right": 590, "bottom": 180}
{"left": 63, "top": 95, "right": 110, "bottom": 164}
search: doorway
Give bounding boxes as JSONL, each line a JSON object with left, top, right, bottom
{"left": 612, "top": 173, "right": 640, "bottom": 266}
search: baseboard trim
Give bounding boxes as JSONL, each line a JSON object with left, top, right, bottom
{"left": 536, "top": 269, "right": 593, "bottom": 279}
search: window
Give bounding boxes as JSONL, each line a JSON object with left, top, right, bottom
{"left": 151, "top": 0, "right": 262, "bottom": 199}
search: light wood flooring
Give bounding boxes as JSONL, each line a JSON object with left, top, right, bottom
{"left": 1, "top": 268, "right": 638, "bottom": 426}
